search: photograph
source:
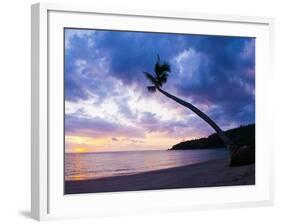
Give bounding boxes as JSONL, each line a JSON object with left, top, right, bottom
{"left": 64, "top": 28, "right": 255, "bottom": 194}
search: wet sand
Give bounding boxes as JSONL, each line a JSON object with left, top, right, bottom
{"left": 65, "top": 158, "right": 255, "bottom": 194}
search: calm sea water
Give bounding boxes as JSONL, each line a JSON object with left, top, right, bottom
{"left": 65, "top": 149, "right": 229, "bottom": 181}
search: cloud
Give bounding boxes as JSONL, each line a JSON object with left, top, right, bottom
{"left": 64, "top": 30, "right": 196, "bottom": 101}
{"left": 64, "top": 28, "right": 255, "bottom": 152}
{"left": 65, "top": 114, "right": 144, "bottom": 138}
{"left": 168, "top": 36, "right": 255, "bottom": 127}
{"left": 65, "top": 29, "right": 95, "bottom": 50}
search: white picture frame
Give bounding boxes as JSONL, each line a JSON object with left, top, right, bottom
{"left": 31, "top": 2, "right": 274, "bottom": 221}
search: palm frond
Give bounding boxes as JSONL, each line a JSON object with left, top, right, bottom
{"left": 144, "top": 55, "right": 170, "bottom": 90}
{"left": 147, "top": 86, "right": 156, "bottom": 93}
{"left": 154, "top": 57, "right": 171, "bottom": 77}
{"left": 154, "top": 55, "right": 161, "bottom": 76}
{"left": 158, "top": 72, "right": 169, "bottom": 84}
{"left": 157, "top": 62, "right": 170, "bottom": 76}
{"left": 143, "top": 72, "right": 157, "bottom": 85}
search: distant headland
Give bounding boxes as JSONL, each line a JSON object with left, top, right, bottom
{"left": 169, "top": 124, "right": 255, "bottom": 150}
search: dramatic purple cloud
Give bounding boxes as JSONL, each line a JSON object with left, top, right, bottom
{"left": 64, "top": 28, "right": 255, "bottom": 152}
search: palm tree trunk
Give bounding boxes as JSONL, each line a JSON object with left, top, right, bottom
{"left": 157, "top": 87, "right": 234, "bottom": 150}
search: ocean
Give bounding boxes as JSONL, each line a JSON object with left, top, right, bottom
{"left": 65, "top": 149, "right": 229, "bottom": 181}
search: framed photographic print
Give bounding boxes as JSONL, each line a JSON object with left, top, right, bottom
{"left": 31, "top": 2, "right": 274, "bottom": 221}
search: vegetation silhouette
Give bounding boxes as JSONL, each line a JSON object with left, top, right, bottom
{"left": 170, "top": 124, "right": 255, "bottom": 151}
{"left": 144, "top": 55, "right": 254, "bottom": 166}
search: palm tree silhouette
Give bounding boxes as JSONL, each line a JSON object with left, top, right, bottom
{"left": 144, "top": 55, "right": 253, "bottom": 166}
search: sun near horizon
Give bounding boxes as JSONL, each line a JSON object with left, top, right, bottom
{"left": 74, "top": 147, "right": 89, "bottom": 153}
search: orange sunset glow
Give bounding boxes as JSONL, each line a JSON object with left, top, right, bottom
{"left": 74, "top": 147, "right": 88, "bottom": 153}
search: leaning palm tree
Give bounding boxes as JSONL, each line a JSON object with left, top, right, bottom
{"left": 144, "top": 55, "right": 254, "bottom": 166}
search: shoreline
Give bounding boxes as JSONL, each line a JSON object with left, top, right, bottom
{"left": 65, "top": 158, "right": 255, "bottom": 194}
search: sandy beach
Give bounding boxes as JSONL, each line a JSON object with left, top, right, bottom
{"left": 65, "top": 158, "right": 255, "bottom": 194}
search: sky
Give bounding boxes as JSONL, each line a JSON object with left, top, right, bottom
{"left": 64, "top": 28, "right": 255, "bottom": 153}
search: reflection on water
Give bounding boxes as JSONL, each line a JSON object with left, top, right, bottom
{"left": 65, "top": 149, "right": 229, "bottom": 181}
